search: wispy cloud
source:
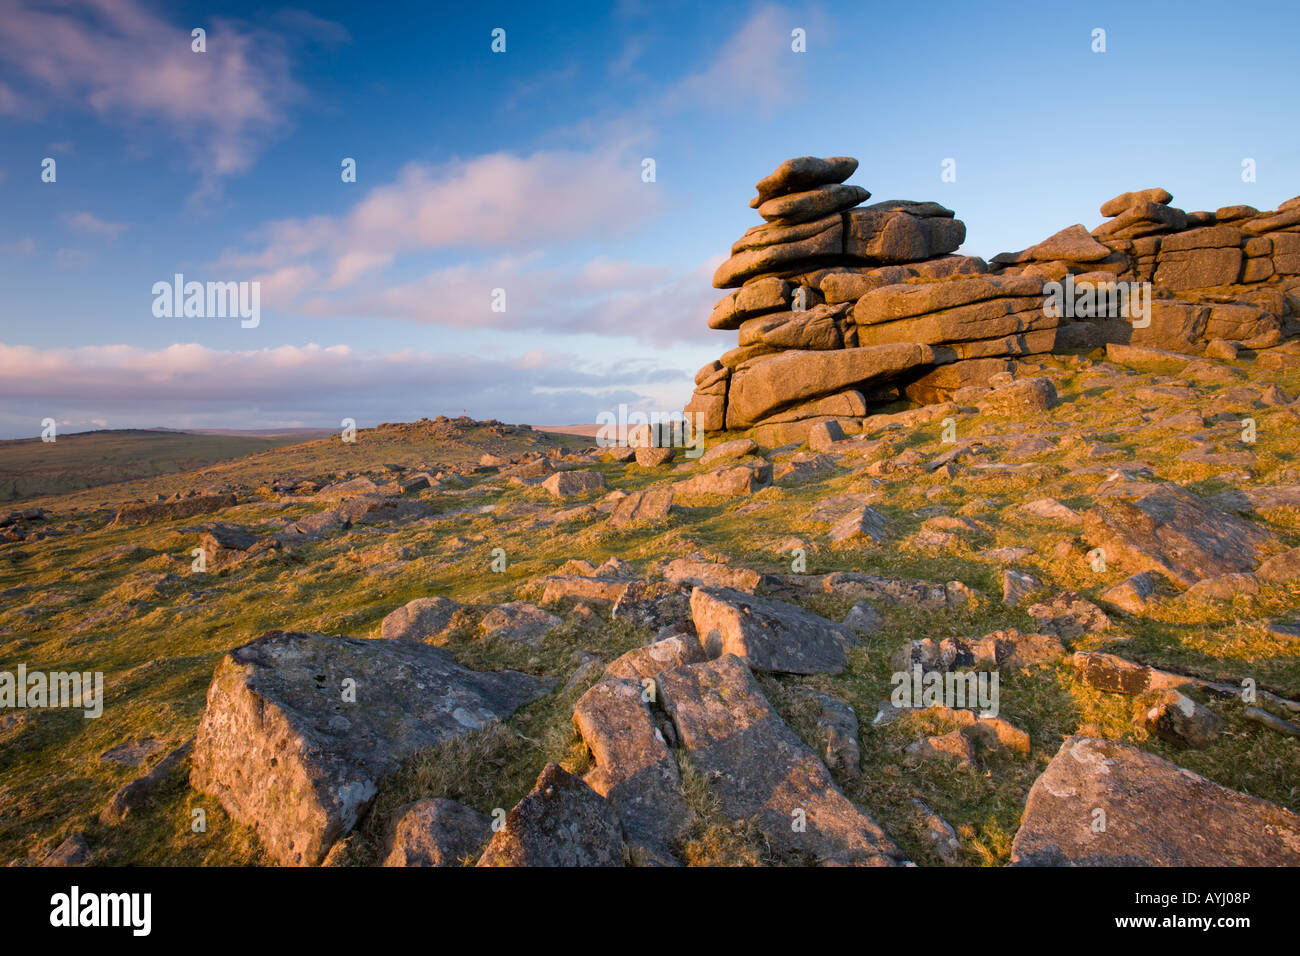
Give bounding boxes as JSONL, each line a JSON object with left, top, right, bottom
{"left": 0, "top": 0, "right": 333, "bottom": 190}
{"left": 0, "top": 341, "right": 689, "bottom": 435}
{"left": 64, "top": 211, "right": 127, "bottom": 238}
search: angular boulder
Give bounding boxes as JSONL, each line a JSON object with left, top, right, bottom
{"left": 190, "top": 631, "right": 552, "bottom": 865}
{"left": 656, "top": 655, "right": 903, "bottom": 866}
{"left": 1010, "top": 736, "right": 1300, "bottom": 865}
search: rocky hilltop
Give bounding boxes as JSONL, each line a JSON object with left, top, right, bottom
{"left": 5, "top": 162, "right": 1300, "bottom": 871}
{"left": 686, "top": 155, "right": 1300, "bottom": 444}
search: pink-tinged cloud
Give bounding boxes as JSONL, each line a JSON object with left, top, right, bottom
{"left": 0, "top": 0, "right": 324, "bottom": 184}
{"left": 0, "top": 341, "right": 693, "bottom": 437}
{"left": 292, "top": 252, "right": 723, "bottom": 346}
{"left": 63, "top": 211, "right": 127, "bottom": 238}
{"left": 227, "top": 148, "right": 663, "bottom": 279}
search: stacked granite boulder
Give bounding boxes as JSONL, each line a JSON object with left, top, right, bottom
{"left": 686, "top": 156, "right": 1059, "bottom": 445}
{"left": 684, "top": 155, "right": 1300, "bottom": 444}
{"left": 989, "top": 189, "right": 1300, "bottom": 352}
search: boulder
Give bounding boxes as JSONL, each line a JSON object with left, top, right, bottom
{"left": 749, "top": 155, "right": 859, "bottom": 207}
{"left": 1010, "top": 736, "right": 1300, "bottom": 865}
{"left": 606, "top": 634, "right": 707, "bottom": 682}
{"left": 480, "top": 602, "right": 561, "bottom": 646}
{"left": 112, "top": 493, "right": 236, "bottom": 526}
{"left": 757, "top": 183, "right": 870, "bottom": 224}
{"left": 541, "top": 470, "right": 606, "bottom": 497}
{"left": 690, "top": 586, "right": 853, "bottom": 674}
{"left": 663, "top": 558, "right": 762, "bottom": 593}
{"left": 381, "top": 596, "right": 466, "bottom": 643}
{"left": 476, "top": 763, "right": 625, "bottom": 867}
{"left": 656, "top": 655, "right": 903, "bottom": 865}
{"left": 608, "top": 487, "right": 674, "bottom": 528}
{"left": 383, "top": 798, "right": 490, "bottom": 867}
{"left": 573, "top": 678, "right": 690, "bottom": 851}
{"left": 671, "top": 461, "right": 771, "bottom": 502}
{"left": 1082, "top": 483, "right": 1277, "bottom": 588}
{"left": 726, "top": 344, "right": 934, "bottom": 427}
{"left": 190, "top": 631, "right": 551, "bottom": 865}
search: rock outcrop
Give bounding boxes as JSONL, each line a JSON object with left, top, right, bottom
{"left": 685, "top": 155, "right": 1300, "bottom": 444}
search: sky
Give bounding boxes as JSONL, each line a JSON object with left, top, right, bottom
{"left": 1, "top": 0, "right": 1298, "bottom": 438}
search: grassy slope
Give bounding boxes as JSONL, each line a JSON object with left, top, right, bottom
{"left": 0, "top": 430, "right": 320, "bottom": 503}
{"left": 0, "top": 358, "right": 1297, "bottom": 866}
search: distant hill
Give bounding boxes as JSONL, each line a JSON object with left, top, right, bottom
{"left": 2, "top": 418, "right": 592, "bottom": 509}
{"left": 0, "top": 429, "right": 313, "bottom": 503}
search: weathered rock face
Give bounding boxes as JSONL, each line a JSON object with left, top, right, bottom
{"left": 690, "top": 586, "right": 854, "bottom": 674}
{"left": 113, "top": 493, "right": 236, "bottom": 525}
{"left": 656, "top": 655, "right": 903, "bottom": 866}
{"left": 684, "top": 156, "right": 1299, "bottom": 445}
{"left": 383, "top": 798, "right": 490, "bottom": 867}
{"left": 573, "top": 678, "right": 691, "bottom": 851}
{"left": 189, "top": 631, "right": 552, "bottom": 866}
{"left": 1082, "top": 483, "right": 1278, "bottom": 588}
{"left": 476, "top": 762, "right": 626, "bottom": 867}
{"left": 1011, "top": 737, "right": 1300, "bottom": 866}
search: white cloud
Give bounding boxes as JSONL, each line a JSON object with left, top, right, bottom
{"left": 228, "top": 148, "right": 661, "bottom": 280}
{"left": 64, "top": 211, "right": 127, "bottom": 238}
{"left": 0, "top": 0, "right": 328, "bottom": 187}
{"left": 0, "top": 341, "right": 692, "bottom": 435}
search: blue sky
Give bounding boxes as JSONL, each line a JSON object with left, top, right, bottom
{"left": 1, "top": 0, "right": 1297, "bottom": 438}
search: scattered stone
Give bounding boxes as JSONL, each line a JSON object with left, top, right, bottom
{"left": 691, "top": 586, "right": 852, "bottom": 675}
{"left": 1026, "top": 592, "right": 1110, "bottom": 639}
{"left": 480, "top": 602, "right": 561, "bottom": 646}
{"left": 381, "top": 596, "right": 467, "bottom": 643}
{"left": 608, "top": 487, "right": 674, "bottom": 528}
{"left": 657, "top": 655, "right": 903, "bottom": 865}
{"left": 842, "top": 601, "right": 884, "bottom": 636}
{"left": 383, "top": 798, "right": 490, "bottom": 867}
{"left": 43, "top": 834, "right": 92, "bottom": 866}
{"left": 906, "top": 730, "right": 977, "bottom": 769}
{"left": 1082, "top": 483, "right": 1277, "bottom": 588}
{"left": 101, "top": 739, "right": 194, "bottom": 825}
{"left": 794, "top": 689, "right": 862, "bottom": 779}
{"left": 1101, "top": 572, "right": 1157, "bottom": 613}
{"left": 1071, "top": 651, "right": 1192, "bottom": 695}
{"left": 477, "top": 762, "right": 625, "bottom": 867}
{"left": 541, "top": 470, "right": 606, "bottom": 498}
{"left": 1142, "top": 690, "right": 1224, "bottom": 748}
{"left": 913, "top": 800, "right": 962, "bottom": 864}
{"left": 828, "top": 505, "right": 890, "bottom": 544}
{"left": 606, "top": 634, "right": 707, "bottom": 682}
{"left": 663, "top": 558, "right": 761, "bottom": 593}
{"left": 1001, "top": 568, "right": 1038, "bottom": 605}
{"left": 1010, "top": 736, "right": 1300, "bottom": 865}
{"left": 573, "top": 678, "right": 690, "bottom": 852}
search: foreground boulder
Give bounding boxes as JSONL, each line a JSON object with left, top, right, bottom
{"left": 190, "top": 631, "right": 552, "bottom": 865}
{"left": 573, "top": 678, "right": 690, "bottom": 854}
{"left": 1010, "top": 736, "right": 1300, "bottom": 866}
{"left": 657, "top": 654, "right": 903, "bottom": 865}
{"left": 383, "top": 798, "right": 491, "bottom": 867}
{"left": 690, "top": 586, "right": 854, "bottom": 674}
{"left": 476, "top": 762, "right": 625, "bottom": 866}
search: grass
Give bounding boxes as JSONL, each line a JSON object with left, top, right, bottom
{"left": 1, "top": 352, "right": 1298, "bottom": 865}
